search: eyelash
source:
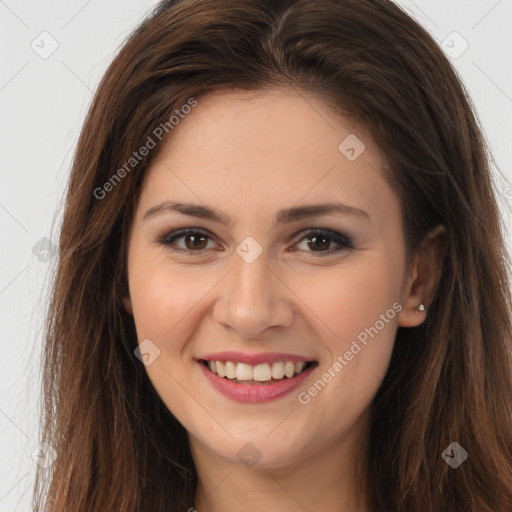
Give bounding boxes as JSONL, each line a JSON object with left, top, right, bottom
{"left": 155, "top": 227, "right": 354, "bottom": 256}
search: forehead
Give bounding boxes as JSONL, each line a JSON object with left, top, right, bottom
{"left": 136, "top": 87, "right": 397, "bottom": 230}
{"left": 161, "top": 87, "right": 376, "bottom": 162}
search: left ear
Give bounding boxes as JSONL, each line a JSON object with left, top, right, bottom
{"left": 398, "top": 224, "right": 447, "bottom": 327}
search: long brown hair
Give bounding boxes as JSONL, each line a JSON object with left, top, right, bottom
{"left": 33, "top": 0, "right": 512, "bottom": 510}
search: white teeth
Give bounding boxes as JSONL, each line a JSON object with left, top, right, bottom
{"left": 271, "top": 361, "right": 285, "bottom": 379}
{"left": 253, "top": 363, "right": 272, "bottom": 382}
{"left": 284, "top": 361, "right": 295, "bottom": 378}
{"left": 216, "top": 361, "right": 226, "bottom": 378}
{"left": 235, "top": 363, "right": 253, "bottom": 380}
{"left": 205, "top": 359, "right": 311, "bottom": 381}
{"left": 225, "top": 361, "right": 236, "bottom": 379}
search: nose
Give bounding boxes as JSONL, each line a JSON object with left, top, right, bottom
{"left": 212, "top": 251, "right": 295, "bottom": 339}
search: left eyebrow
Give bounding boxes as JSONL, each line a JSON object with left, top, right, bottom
{"left": 143, "top": 200, "right": 370, "bottom": 227}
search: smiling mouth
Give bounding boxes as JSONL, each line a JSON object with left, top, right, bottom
{"left": 199, "top": 359, "right": 317, "bottom": 385}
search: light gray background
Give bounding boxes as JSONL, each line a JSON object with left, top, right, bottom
{"left": 1, "top": 1, "right": 511, "bottom": 510}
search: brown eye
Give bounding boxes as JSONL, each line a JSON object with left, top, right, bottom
{"left": 183, "top": 232, "right": 208, "bottom": 250}
{"left": 307, "top": 234, "right": 331, "bottom": 251}
{"left": 295, "top": 229, "right": 353, "bottom": 255}
{"left": 157, "top": 227, "right": 353, "bottom": 256}
{"left": 158, "top": 229, "right": 216, "bottom": 254}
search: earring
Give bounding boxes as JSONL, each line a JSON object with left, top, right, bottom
{"left": 416, "top": 303, "right": 425, "bottom": 313}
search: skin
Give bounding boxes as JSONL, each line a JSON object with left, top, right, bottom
{"left": 122, "top": 87, "right": 445, "bottom": 511}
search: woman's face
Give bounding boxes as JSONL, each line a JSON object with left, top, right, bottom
{"left": 122, "top": 88, "right": 423, "bottom": 470}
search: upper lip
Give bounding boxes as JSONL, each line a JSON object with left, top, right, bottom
{"left": 197, "top": 351, "right": 316, "bottom": 365}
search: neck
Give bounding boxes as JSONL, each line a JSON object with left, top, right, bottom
{"left": 191, "top": 412, "right": 370, "bottom": 512}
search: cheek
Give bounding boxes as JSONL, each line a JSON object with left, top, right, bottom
{"left": 127, "top": 257, "right": 210, "bottom": 421}
{"left": 292, "top": 260, "right": 399, "bottom": 411}
{"left": 127, "top": 255, "right": 208, "bottom": 356}
{"left": 293, "top": 259, "right": 400, "bottom": 350}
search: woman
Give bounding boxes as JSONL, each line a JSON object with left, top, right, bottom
{"left": 34, "top": 0, "right": 512, "bottom": 510}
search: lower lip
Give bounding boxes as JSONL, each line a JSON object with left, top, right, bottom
{"left": 198, "top": 361, "right": 316, "bottom": 403}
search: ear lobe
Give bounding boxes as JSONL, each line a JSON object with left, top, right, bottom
{"left": 122, "top": 296, "right": 133, "bottom": 315}
{"left": 398, "top": 224, "right": 447, "bottom": 328}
